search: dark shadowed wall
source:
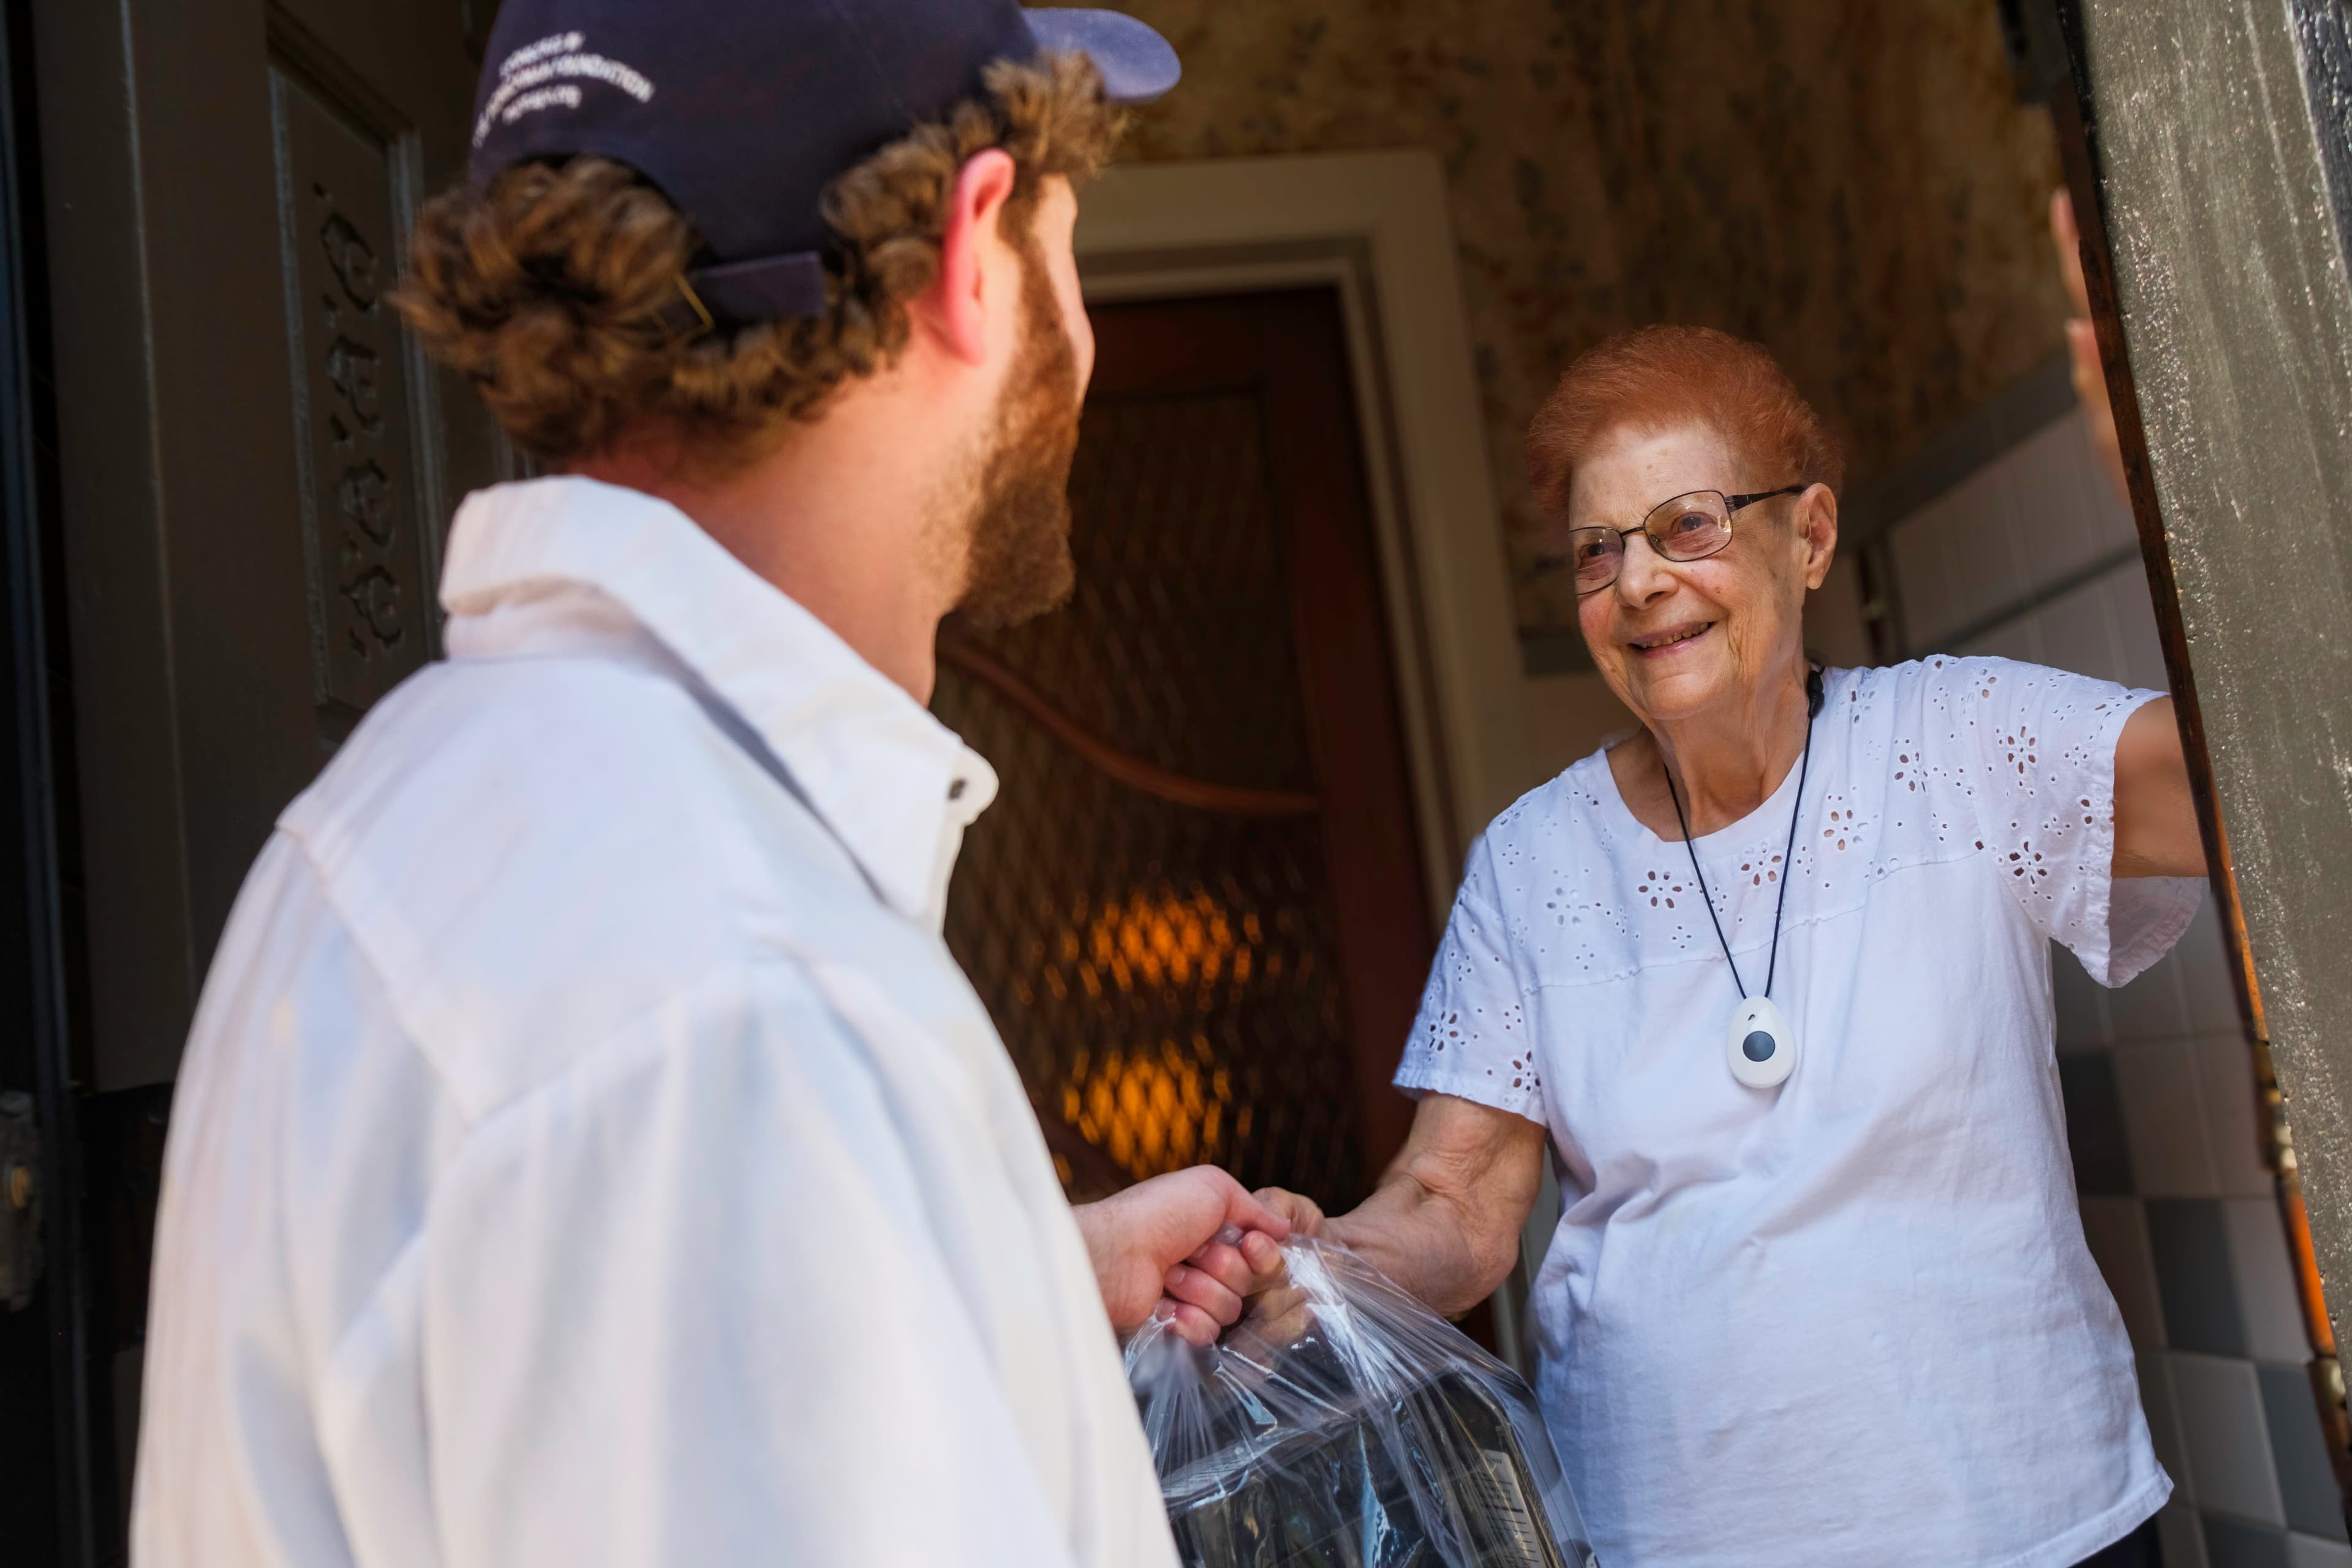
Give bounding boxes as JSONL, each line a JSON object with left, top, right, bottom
{"left": 1104, "top": 0, "right": 2070, "bottom": 633}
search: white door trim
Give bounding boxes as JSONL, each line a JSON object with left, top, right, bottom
{"left": 1075, "top": 149, "right": 1532, "bottom": 918}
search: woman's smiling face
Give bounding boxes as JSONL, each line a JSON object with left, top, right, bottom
{"left": 1570, "top": 421, "right": 1837, "bottom": 729}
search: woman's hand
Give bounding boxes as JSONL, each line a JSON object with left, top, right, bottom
{"left": 2050, "top": 189, "right": 2130, "bottom": 510}
{"left": 1222, "top": 1104, "right": 1546, "bottom": 1361}
{"left": 1248, "top": 1186, "right": 1327, "bottom": 1240}
{"left": 2051, "top": 191, "right": 2209, "bottom": 881}
{"left": 1221, "top": 1188, "right": 1327, "bottom": 1355}
{"left": 1071, "top": 1166, "right": 1291, "bottom": 1346}
{"left": 1314, "top": 1095, "right": 1548, "bottom": 1317}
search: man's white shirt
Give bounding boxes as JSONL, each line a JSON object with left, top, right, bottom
{"left": 130, "top": 477, "right": 1178, "bottom": 1567}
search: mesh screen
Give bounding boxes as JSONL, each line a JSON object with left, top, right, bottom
{"left": 962, "top": 392, "right": 1317, "bottom": 791}
{"left": 937, "top": 386, "right": 1368, "bottom": 1208}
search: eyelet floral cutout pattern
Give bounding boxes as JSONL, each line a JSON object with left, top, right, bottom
{"left": 1396, "top": 658, "right": 2201, "bottom": 1128}
{"left": 1408, "top": 878, "right": 1545, "bottom": 1118}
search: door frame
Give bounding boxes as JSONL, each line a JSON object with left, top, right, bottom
{"left": 0, "top": 0, "right": 86, "bottom": 1556}
{"left": 1075, "top": 151, "right": 1534, "bottom": 930}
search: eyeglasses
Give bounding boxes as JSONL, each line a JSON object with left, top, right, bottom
{"left": 1554, "top": 486, "right": 1806, "bottom": 595}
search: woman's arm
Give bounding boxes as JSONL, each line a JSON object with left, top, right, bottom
{"left": 2052, "top": 195, "right": 2209, "bottom": 884}
{"left": 1265, "top": 1092, "right": 1549, "bottom": 1317}
{"left": 2114, "top": 698, "right": 2207, "bottom": 878}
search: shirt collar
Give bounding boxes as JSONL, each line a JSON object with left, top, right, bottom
{"left": 437, "top": 476, "right": 998, "bottom": 928}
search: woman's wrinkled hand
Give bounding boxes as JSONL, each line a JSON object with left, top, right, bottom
{"left": 2049, "top": 189, "right": 2130, "bottom": 509}
{"left": 1249, "top": 1186, "right": 1327, "bottom": 1240}
{"left": 1072, "top": 1166, "right": 1292, "bottom": 1347}
{"left": 1218, "top": 1187, "right": 1329, "bottom": 1358}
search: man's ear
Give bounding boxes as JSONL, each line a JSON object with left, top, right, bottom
{"left": 915, "top": 149, "right": 1019, "bottom": 367}
{"left": 1800, "top": 482, "right": 1839, "bottom": 590}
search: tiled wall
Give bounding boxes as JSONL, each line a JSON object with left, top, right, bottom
{"left": 1874, "top": 390, "right": 2348, "bottom": 1567}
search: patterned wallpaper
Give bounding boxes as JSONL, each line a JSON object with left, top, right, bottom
{"left": 1102, "top": 0, "right": 2070, "bottom": 633}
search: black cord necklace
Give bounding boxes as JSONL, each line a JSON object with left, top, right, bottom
{"left": 1661, "top": 665, "right": 1823, "bottom": 1088}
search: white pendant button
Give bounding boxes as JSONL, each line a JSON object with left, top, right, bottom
{"left": 1726, "top": 995, "right": 1798, "bottom": 1088}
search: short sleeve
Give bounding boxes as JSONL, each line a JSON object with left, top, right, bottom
{"left": 1934, "top": 656, "right": 2199, "bottom": 986}
{"left": 1394, "top": 836, "right": 1547, "bottom": 1126}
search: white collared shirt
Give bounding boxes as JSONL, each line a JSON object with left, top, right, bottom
{"left": 131, "top": 477, "right": 1178, "bottom": 1568}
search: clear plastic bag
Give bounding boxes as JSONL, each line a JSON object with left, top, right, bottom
{"left": 1125, "top": 1238, "right": 1596, "bottom": 1568}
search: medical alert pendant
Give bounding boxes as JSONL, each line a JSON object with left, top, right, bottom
{"left": 1727, "top": 995, "right": 1797, "bottom": 1089}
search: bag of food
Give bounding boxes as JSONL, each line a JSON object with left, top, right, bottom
{"left": 1125, "top": 1237, "right": 1595, "bottom": 1568}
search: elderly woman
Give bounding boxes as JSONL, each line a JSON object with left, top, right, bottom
{"left": 1259, "top": 325, "right": 2207, "bottom": 1567}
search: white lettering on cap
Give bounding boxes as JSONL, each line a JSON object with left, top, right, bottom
{"left": 499, "top": 85, "right": 583, "bottom": 127}
{"left": 475, "top": 35, "right": 657, "bottom": 148}
{"left": 499, "top": 31, "right": 584, "bottom": 78}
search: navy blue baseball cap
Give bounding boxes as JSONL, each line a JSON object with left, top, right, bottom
{"left": 469, "top": 1, "right": 1179, "bottom": 323}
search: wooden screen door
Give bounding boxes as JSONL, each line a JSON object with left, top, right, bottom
{"left": 935, "top": 285, "right": 1436, "bottom": 1217}
{"left": 13, "top": 1, "right": 503, "bottom": 1558}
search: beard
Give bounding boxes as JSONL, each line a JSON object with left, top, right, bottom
{"left": 947, "top": 246, "right": 1085, "bottom": 630}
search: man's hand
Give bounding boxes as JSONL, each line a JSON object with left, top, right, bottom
{"left": 2049, "top": 189, "right": 2130, "bottom": 509}
{"left": 1072, "top": 1167, "right": 1292, "bottom": 1346}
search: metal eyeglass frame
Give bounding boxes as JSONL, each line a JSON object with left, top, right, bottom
{"left": 1563, "top": 484, "right": 1807, "bottom": 595}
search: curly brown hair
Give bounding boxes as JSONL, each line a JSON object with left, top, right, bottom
{"left": 394, "top": 52, "right": 1125, "bottom": 470}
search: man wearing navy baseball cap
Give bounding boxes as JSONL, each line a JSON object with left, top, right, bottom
{"left": 130, "top": 5, "right": 1291, "bottom": 1564}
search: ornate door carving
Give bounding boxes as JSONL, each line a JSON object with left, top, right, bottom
{"left": 270, "top": 44, "right": 442, "bottom": 738}
{"left": 37, "top": 0, "right": 501, "bottom": 1094}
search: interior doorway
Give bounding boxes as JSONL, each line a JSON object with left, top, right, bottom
{"left": 935, "top": 287, "right": 1436, "bottom": 1214}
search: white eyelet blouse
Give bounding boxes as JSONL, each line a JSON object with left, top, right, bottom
{"left": 1397, "top": 657, "right": 2202, "bottom": 1568}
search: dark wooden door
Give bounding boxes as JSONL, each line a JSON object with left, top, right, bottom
{"left": 935, "top": 286, "right": 1436, "bottom": 1216}
{"left": 13, "top": 1, "right": 502, "bottom": 1558}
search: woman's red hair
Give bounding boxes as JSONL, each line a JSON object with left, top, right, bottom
{"left": 1525, "top": 325, "right": 1845, "bottom": 521}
